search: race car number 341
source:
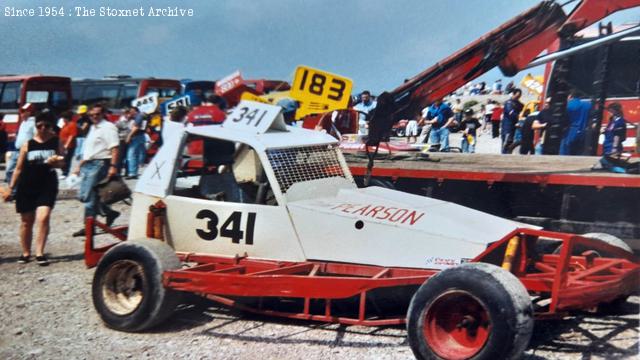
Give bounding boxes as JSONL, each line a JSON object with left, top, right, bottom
{"left": 196, "top": 210, "right": 257, "bottom": 245}
{"left": 223, "top": 100, "right": 283, "bottom": 134}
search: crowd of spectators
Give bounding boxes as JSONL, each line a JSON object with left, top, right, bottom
{"left": 1, "top": 90, "right": 234, "bottom": 261}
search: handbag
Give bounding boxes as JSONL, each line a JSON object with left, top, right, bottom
{"left": 95, "top": 176, "right": 132, "bottom": 205}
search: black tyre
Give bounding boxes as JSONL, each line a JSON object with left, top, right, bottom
{"left": 553, "top": 232, "right": 633, "bottom": 257}
{"left": 407, "top": 263, "right": 533, "bottom": 360}
{"left": 92, "top": 238, "right": 182, "bottom": 332}
{"left": 581, "top": 233, "right": 633, "bottom": 254}
{"left": 396, "top": 129, "right": 405, "bottom": 137}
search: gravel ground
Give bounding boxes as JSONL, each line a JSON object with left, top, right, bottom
{"left": 0, "top": 178, "right": 638, "bottom": 360}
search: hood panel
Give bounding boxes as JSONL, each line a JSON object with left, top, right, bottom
{"left": 288, "top": 186, "right": 526, "bottom": 269}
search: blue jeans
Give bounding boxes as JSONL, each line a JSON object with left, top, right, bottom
{"left": 429, "top": 127, "right": 450, "bottom": 151}
{"left": 5, "top": 150, "right": 18, "bottom": 183}
{"left": 79, "top": 159, "right": 115, "bottom": 218}
{"left": 501, "top": 128, "right": 515, "bottom": 154}
{"left": 535, "top": 143, "right": 543, "bottom": 155}
{"left": 126, "top": 135, "right": 146, "bottom": 176}
{"left": 74, "top": 137, "right": 85, "bottom": 161}
{"left": 559, "top": 129, "right": 583, "bottom": 155}
{"left": 461, "top": 136, "right": 475, "bottom": 153}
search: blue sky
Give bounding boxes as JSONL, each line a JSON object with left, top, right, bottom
{"left": 1, "top": 0, "right": 638, "bottom": 94}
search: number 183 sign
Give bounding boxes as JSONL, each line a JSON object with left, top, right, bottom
{"left": 291, "top": 65, "right": 353, "bottom": 119}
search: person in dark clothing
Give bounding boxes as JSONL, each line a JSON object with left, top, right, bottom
{"left": 459, "top": 108, "right": 481, "bottom": 153}
{"left": 518, "top": 110, "right": 536, "bottom": 155}
{"left": 534, "top": 98, "right": 551, "bottom": 154}
{"left": 597, "top": 102, "right": 628, "bottom": 173}
{"left": 5, "top": 110, "right": 64, "bottom": 265}
{"left": 501, "top": 89, "right": 524, "bottom": 154}
{"left": 58, "top": 111, "right": 77, "bottom": 176}
{"left": 506, "top": 109, "right": 531, "bottom": 154}
{"left": 602, "top": 102, "right": 627, "bottom": 156}
{"left": 560, "top": 91, "right": 592, "bottom": 155}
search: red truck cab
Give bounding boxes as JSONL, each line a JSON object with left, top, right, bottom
{"left": 0, "top": 74, "right": 72, "bottom": 146}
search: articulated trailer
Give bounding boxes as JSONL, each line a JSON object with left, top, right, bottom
{"left": 347, "top": 153, "right": 640, "bottom": 250}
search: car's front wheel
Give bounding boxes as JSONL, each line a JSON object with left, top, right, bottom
{"left": 407, "top": 263, "right": 533, "bottom": 360}
{"left": 92, "top": 238, "right": 182, "bottom": 332}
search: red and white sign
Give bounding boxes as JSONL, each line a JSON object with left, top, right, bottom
{"left": 215, "top": 70, "right": 243, "bottom": 96}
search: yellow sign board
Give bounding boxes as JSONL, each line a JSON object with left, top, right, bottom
{"left": 520, "top": 73, "right": 544, "bottom": 96}
{"left": 240, "top": 92, "right": 270, "bottom": 104}
{"left": 290, "top": 65, "right": 353, "bottom": 119}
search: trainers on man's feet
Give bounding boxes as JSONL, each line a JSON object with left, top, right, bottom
{"left": 17, "top": 255, "right": 31, "bottom": 264}
{"left": 35, "top": 256, "right": 49, "bottom": 266}
{"left": 72, "top": 228, "right": 86, "bottom": 237}
{"left": 106, "top": 211, "right": 121, "bottom": 227}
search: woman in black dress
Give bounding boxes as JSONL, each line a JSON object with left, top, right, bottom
{"left": 7, "top": 110, "right": 64, "bottom": 265}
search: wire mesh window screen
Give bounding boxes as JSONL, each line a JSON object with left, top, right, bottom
{"left": 266, "top": 145, "right": 351, "bottom": 192}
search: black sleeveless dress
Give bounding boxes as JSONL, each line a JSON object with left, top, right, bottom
{"left": 15, "top": 137, "right": 59, "bottom": 213}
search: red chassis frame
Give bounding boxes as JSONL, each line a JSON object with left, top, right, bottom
{"left": 84, "top": 209, "right": 639, "bottom": 326}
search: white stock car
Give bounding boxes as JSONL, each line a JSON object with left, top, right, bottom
{"left": 89, "top": 101, "right": 639, "bottom": 360}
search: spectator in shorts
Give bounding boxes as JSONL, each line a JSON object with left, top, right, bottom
{"left": 6, "top": 110, "right": 64, "bottom": 265}
{"left": 405, "top": 114, "right": 419, "bottom": 144}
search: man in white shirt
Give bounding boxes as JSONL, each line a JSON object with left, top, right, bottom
{"left": 73, "top": 103, "right": 120, "bottom": 236}
{"left": 5, "top": 103, "right": 36, "bottom": 184}
{"left": 353, "top": 91, "right": 377, "bottom": 135}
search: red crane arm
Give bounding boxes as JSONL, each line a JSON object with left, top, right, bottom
{"left": 387, "top": 0, "right": 640, "bottom": 120}
{"left": 561, "top": 0, "right": 640, "bottom": 36}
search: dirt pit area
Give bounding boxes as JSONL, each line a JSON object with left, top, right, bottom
{"left": 0, "top": 196, "right": 638, "bottom": 360}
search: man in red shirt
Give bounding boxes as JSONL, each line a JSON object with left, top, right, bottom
{"left": 490, "top": 103, "right": 503, "bottom": 139}
{"left": 58, "top": 111, "right": 77, "bottom": 177}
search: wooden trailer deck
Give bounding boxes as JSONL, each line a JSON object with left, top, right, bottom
{"left": 345, "top": 153, "right": 640, "bottom": 188}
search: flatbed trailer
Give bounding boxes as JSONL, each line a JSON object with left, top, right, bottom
{"left": 346, "top": 153, "right": 640, "bottom": 249}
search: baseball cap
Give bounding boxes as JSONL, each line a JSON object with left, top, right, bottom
{"left": 77, "top": 105, "right": 88, "bottom": 114}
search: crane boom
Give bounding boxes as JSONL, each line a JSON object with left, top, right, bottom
{"left": 381, "top": 0, "right": 640, "bottom": 123}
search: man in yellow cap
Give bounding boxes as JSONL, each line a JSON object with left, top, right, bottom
{"left": 73, "top": 105, "right": 90, "bottom": 163}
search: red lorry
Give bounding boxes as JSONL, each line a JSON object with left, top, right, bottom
{"left": 0, "top": 74, "right": 72, "bottom": 147}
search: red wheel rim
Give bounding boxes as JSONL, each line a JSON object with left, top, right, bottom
{"left": 423, "top": 290, "right": 491, "bottom": 360}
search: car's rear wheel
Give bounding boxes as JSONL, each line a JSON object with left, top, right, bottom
{"left": 92, "top": 238, "right": 182, "bottom": 332}
{"left": 552, "top": 232, "right": 633, "bottom": 257}
{"left": 407, "top": 263, "right": 533, "bottom": 360}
